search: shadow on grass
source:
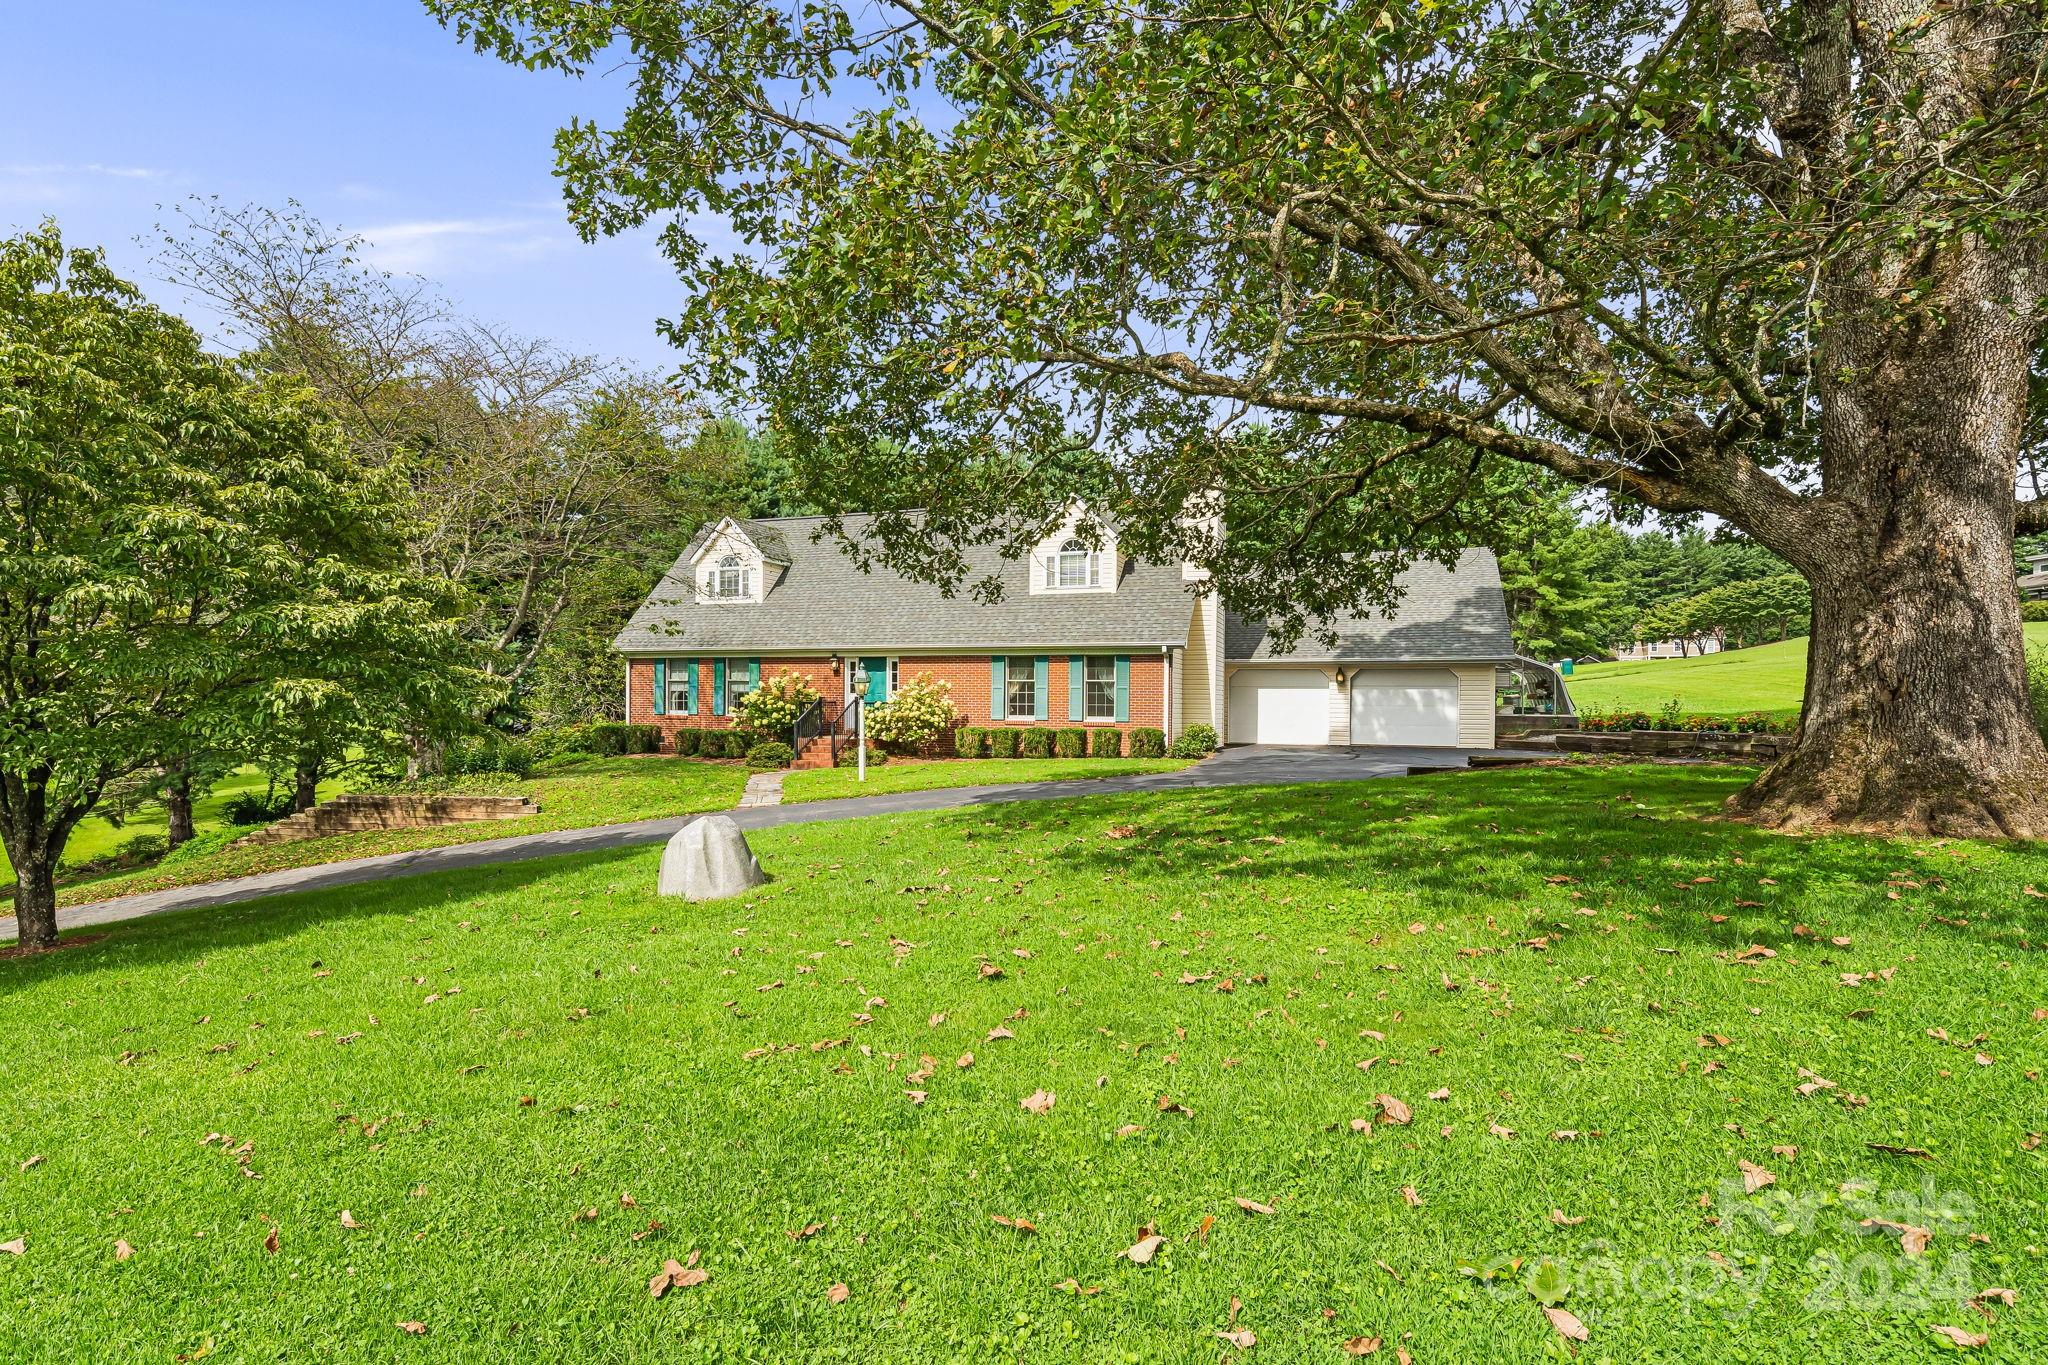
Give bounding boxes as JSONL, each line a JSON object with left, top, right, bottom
{"left": 6, "top": 766, "right": 2040, "bottom": 997}
{"left": 0, "top": 841, "right": 659, "bottom": 999}
{"left": 930, "top": 765, "right": 2048, "bottom": 955}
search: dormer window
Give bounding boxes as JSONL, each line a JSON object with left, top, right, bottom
{"left": 713, "top": 554, "right": 749, "bottom": 599}
{"left": 1050, "top": 538, "right": 1099, "bottom": 589}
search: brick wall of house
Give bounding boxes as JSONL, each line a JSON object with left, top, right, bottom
{"left": 625, "top": 652, "right": 1170, "bottom": 752}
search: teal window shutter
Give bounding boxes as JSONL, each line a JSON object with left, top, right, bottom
{"left": 652, "top": 659, "right": 667, "bottom": 716}
{"left": 1114, "top": 655, "right": 1131, "bottom": 722}
{"left": 1068, "top": 657, "right": 1085, "bottom": 721}
{"left": 989, "top": 657, "right": 1005, "bottom": 718}
{"left": 749, "top": 658, "right": 761, "bottom": 689}
{"left": 1034, "top": 656, "right": 1049, "bottom": 721}
{"left": 685, "top": 660, "right": 699, "bottom": 713}
{"left": 713, "top": 658, "right": 727, "bottom": 715}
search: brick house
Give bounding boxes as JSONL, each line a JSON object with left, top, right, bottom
{"left": 614, "top": 514, "right": 1513, "bottom": 754}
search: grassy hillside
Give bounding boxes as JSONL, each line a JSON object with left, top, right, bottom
{"left": 1567, "top": 622, "right": 2048, "bottom": 719}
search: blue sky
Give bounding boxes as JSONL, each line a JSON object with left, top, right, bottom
{"left": 0, "top": 0, "right": 683, "bottom": 371}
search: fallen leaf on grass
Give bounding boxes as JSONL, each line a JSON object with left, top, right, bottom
{"left": 1697, "top": 1035, "right": 1729, "bottom": 1048}
{"left": 1971, "top": 1287, "right": 2017, "bottom": 1308}
{"left": 648, "top": 1251, "right": 707, "bottom": 1298}
{"left": 1020, "top": 1089, "right": 1056, "bottom": 1114}
{"left": 1115, "top": 1124, "right": 1145, "bottom": 1138}
{"left": 396, "top": 1321, "right": 427, "bottom": 1336}
{"left": 903, "top": 1089, "right": 927, "bottom": 1105}
{"left": 1214, "top": 1328, "right": 1255, "bottom": 1350}
{"left": 1157, "top": 1096, "right": 1195, "bottom": 1116}
{"left": 1375, "top": 1095, "right": 1412, "bottom": 1125}
{"left": 788, "top": 1222, "right": 824, "bottom": 1241}
{"left": 1426, "top": 1087, "right": 1451, "bottom": 1101}
{"left": 1123, "top": 1233, "right": 1166, "bottom": 1264}
{"left": 1104, "top": 824, "right": 1138, "bottom": 839}
{"left": 1054, "top": 1278, "right": 1103, "bottom": 1296}
{"left": 1549, "top": 1210, "right": 1584, "bottom": 1226}
{"left": 339, "top": 1210, "right": 363, "bottom": 1230}
{"left": 19, "top": 1155, "right": 44, "bottom": 1173}
{"left": 979, "top": 963, "right": 1005, "bottom": 980}
{"left": 1928, "top": 1324, "right": 1987, "bottom": 1348}
{"left": 262, "top": 1228, "right": 279, "bottom": 1255}
{"left": 991, "top": 1215, "right": 1037, "bottom": 1234}
{"left": 827, "top": 1282, "right": 849, "bottom": 1304}
{"left": 1234, "top": 1197, "right": 1275, "bottom": 1215}
{"left": 1866, "top": 1142, "right": 1933, "bottom": 1158}
{"left": 1735, "top": 945, "right": 1776, "bottom": 962}
{"left": 1738, "top": 1160, "right": 1775, "bottom": 1194}
{"left": 1862, "top": 1219, "right": 1932, "bottom": 1255}
{"left": 985, "top": 1026, "right": 1015, "bottom": 1042}
{"left": 114, "top": 1239, "right": 134, "bottom": 1260}
{"left": 1488, "top": 1121, "right": 1516, "bottom": 1140}
{"left": 1342, "top": 1338, "right": 1381, "bottom": 1356}
{"left": 1401, "top": 1186, "right": 1422, "bottom": 1207}
{"left": 956, "top": 1052, "right": 974, "bottom": 1069}
{"left": 1542, "top": 1306, "right": 1589, "bottom": 1341}
{"left": 0, "top": 1237, "right": 22, "bottom": 1256}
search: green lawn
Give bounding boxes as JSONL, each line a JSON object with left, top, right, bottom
{"left": 0, "top": 766, "right": 349, "bottom": 882}
{"left": 781, "top": 756, "right": 1193, "bottom": 803}
{"left": 4, "top": 766, "right": 2043, "bottom": 1361}
{"left": 17, "top": 757, "right": 745, "bottom": 912}
{"left": 1568, "top": 623, "right": 2048, "bottom": 720}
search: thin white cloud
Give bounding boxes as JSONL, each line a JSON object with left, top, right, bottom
{"left": 357, "top": 216, "right": 570, "bottom": 274}
{"left": 0, "top": 162, "right": 167, "bottom": 181}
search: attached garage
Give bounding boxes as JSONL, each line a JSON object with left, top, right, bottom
{"left": 1347, "top": 668, "right": 1460, "bottom": 747}
{"left": 1226, "top": 668, "right": 1331, "bottom": 746}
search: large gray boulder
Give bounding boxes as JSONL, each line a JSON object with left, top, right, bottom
{"left": 657, "top": 815, "right": 767, "bottom": 900}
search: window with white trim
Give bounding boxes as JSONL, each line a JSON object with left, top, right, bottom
{"left": 889, "top": 658, "right": 902, "bottom": 694}
{"left": 726, "top": 668, "right": 752, "bottom": 713}
{"left": 1048, "top": 538, "right": 1098, "bottom": 589}
{"left": 667, "top": 675, "right": 691, "bottom": 713}
{"left": 1084, "top": 656, "right": 1116, "bottom": 720}
{"left": 1005, "top": 656, "right": 1037, "bottom": 719}
{"left": 712, "top": 554, "right": 748, "bottom": 599}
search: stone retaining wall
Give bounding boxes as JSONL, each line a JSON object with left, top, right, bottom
{"left": 1552, "top": 730, "right": 1790, "bottom": 761}
{"left": 233, "top": 793, "right": 541, "bottom": 847}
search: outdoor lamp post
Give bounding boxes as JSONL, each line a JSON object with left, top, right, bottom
{"left": 849, "top": 662, "right": 869, "bottom": 782}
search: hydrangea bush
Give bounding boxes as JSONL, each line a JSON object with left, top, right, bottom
{"left": 866, "top": 673, "right": 962, "bottom": 755}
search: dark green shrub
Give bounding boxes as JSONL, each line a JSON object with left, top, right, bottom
{"left": 986, "top": 726, "right": 1019, "bottom": 758}
{"left": 2022, "top": 599, "right": 2048, "bottom": 623}
{"left": 1018, "top": 727, "right": 1053, "bottom": 758}
{"left": 221, "top": 790, "right": 296, "bottom": 826}
{"left": 671, "top": 728, "right": 701, "bottom": 757}
{"left": 525, "top": 725, "right": 587, "bottom": 759}
{"left": 445, "top": 734, "right": 535, "bottom": 777}
{"left": 1128, "top": 727, "right": 1166, "bottom": 758}
{"left": 1168, "top": 722, "right": 1219, "bottom": 758}
{"left": 834, "top": 741, "right": 890, "bottom": 767}
{"left": 584, "top": 722, "right": 661, "bottom": 756}
{"left": 1089, "top": 727, "right": 1122, "bottom": 758}
{"left": 698, "top": 729, "right": 732, "bottom": 758}
{"left": 746, "top": 741, "right": 795, "bottom": 770}
{"left": 954, "top": 726, "right": 985, "bottom": 758}
{"left": 1054, "top": 728, "right": 1086, "bottom": 758}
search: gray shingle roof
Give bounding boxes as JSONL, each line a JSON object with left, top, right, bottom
{"left": 1224, "top": 549, "right": 1515, "bottom": 663}
{"left": 617, "top": 519, "right": 1514, "bottom": 662}
{"left": 614, "top": 515, "right": 1197, "bottom": 653}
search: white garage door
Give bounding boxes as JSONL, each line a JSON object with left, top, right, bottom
{"left": 1348, "top": 668, "right": 1460, "bottom": 747}
{"left": 1227, "top": 669, "right": 1331, "bottom": 745}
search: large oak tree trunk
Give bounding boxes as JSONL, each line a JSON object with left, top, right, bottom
{"left": 1, "top": 784, "right": 69, "bottom": 952}
{"left": 1732, "top": 236, "right": 2048, "bottom": 837}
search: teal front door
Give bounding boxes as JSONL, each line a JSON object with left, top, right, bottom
{"left": 861, "top": 657, "right": 888, "bottom": 704}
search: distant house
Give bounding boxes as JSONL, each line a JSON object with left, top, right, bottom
{"left": 2020, "top": 553, "right": 2048, "bottom": 602}
{"left": 613, "top": 513, "right": 1515, "bottom": 752}
{"left": 1613, "top": 636, "right": 1725, "bottom": 661}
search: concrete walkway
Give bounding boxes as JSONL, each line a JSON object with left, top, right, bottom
{"left": 28, "top": 745, "right": 1514, "bottom": 938}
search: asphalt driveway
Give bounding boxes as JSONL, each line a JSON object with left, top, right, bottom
{"left": 29, "top": 745, "right": 1515, "bottom": 938}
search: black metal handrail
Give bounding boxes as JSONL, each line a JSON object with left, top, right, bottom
{"left": 793, "top": 697, "right": 826, "bottom": 755}
{"left": 832, "top": 696, "right": 862, "bottom": 766}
